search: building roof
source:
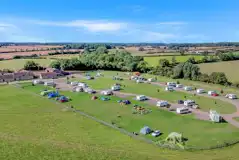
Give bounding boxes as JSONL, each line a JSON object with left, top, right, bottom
{"left": 40, "top": 72, "right": 58, "bottom": 77}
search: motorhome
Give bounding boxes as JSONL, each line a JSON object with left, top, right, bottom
{"left": 111, "top": 85, "right": 121, "bottom": 91}
{"left": 197, "top": 89, "right": 205, "bottom": 94}
{"left": 165, "top": 86, "right": 174, "bottom": 91}
{"left": 156, "top": 101, "right": 169, "bottom": 107}
{"left": 225, "top": 94, "right": 237, "bottom": 100}
{"left": 136, "top": 95, "right": 147, "bottom": 101}
{"left": 184, "top": 86, "right": 193, "bottom": 91}
{"left": 167, "top": 82, "right": 176, "bottom": 87}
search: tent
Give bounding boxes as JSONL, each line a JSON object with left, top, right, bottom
{"left": 48, "top": 91, "right": 59, "bottom": 99}
{"left": 140, "top": 126, "right": 151, "bottom": 135}
{"left": 58, "top": 96, "right": 68, "bottom": 103}
{"left": 165, "top": 132, "right": 183, "bottom": 144}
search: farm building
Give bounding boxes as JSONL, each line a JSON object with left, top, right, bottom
{"left": 2, "top": 73, "right": 14, "bottom": 82}
{"left": 14, "top": 70, "right": 34, "bottom": 81}
{"left": 0, "top": 74, "right": 4, "bottom": 82}
{"left": 209, "top": 110, "right": 222, "bottom": 122}
{"left": 140, "top": 126, "right": 151, "bottom": 135}
{"left": 40, "top": 72, "right": 58, "bottom": 79}
{"left": 176, "top": 107, "right": 190, "bottom": 114}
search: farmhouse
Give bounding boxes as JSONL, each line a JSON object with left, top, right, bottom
{"left": 39, "top": 72, "right": 58, "bottom": 79}
{"left": 14, "top": 70, "right": 34, "bottom": 80}
{"left": 2, "top": 73, "right": 14, "bottom": 82}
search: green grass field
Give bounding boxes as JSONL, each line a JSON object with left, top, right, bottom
{"left": 71, "top": 74, "right": 236, "bottom": 114}
{"left": 20, "top": 83, "right": 239, "bottom": 148}
{"left": 1, "top": 84, "right": 239, "bottom": 159}
{"left": 198, "top": 60, "right": 239, "bottom": 83}
{"left": 144, "top": 55, "right": 204, "bottom": 66}
{"left": 0, "top": 59, "right": 54, "bottom": 70}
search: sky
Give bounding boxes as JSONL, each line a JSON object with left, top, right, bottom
{"left": 0, "top": 0, "right": 239, "bottom": 43}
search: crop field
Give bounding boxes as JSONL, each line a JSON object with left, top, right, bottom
{"left": 1, "top": 85, "right": 239, "bottom": 159}
{"left": 0, "top": 45, "right": 63, "bottom": 53}
{"left": 0, "top": 59, "right": 54, "bottom": 70}
{"left": 21, "top": 83, "right": 239, "bottom": 149}
{"left": 198, "top": 60, "right": 239, "bottom": 83}
{"left": 43, "top": 54, "right": 80, "bottom": 59}
{"left": 144, "top": 55, "right": 204, "bottom": 66}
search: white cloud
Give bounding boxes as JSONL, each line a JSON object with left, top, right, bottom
{"left": 33, "top": 19, "right": 128, "bottom": 32}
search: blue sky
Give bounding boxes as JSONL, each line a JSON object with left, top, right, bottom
{"left": 0, "top": 0, "right": 239, "bottom": 43}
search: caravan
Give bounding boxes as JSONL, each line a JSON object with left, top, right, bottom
{"left": 197, "top": 89, "right": 205, "bottom": 94}
{"left": 101, "top": 90, "right": 113, "bottom": 96}
{"left": 165, "top": 86, "right": 174, "bottom": 91}
{"left": 70, "top": 81, "right": 78, "bottom": 86}
{"left": 136, "top": 95, "right": 147, "bottom": 101}
{"left": 176, "top": 84, "right": 183, "bottom": 88}
{"left": 176, "top": 107, "right": 190, "bottom": 114}
{"left": 111, "top": 85, "right": 121, "bottom": 91}
{"left": 78, "top": 82, "right": 88, "bottom": 88}
{"left": 44, "top": 81, "right": 56, "bottom": 87}
{"left": 225, "top": 94, "right": 237, "bottom": 100}
{"left": 184, "top": 100, "right": 195, "bottom": 107}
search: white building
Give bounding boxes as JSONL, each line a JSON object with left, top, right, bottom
{"left": 197, "top": 89, "right": 205, "bottom": 94}
{"left": 136, "top": 95, "right": 147, "bottom": 101}
{"left": 176, "top": 107, "right": 190, "bottom": 114}
{"left": 184, "top": 100, "right": 195, "bottom": 107}
{"left": 156, "top": 101, "right": 169, "bottom": 107}
{"left": 184, "top": 86, "right": 193, "bottom": 91}
{"left": 225, "top": 94, "right": 237, "bottom": 100}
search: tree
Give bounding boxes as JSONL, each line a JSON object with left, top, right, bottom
{"left": 172, "top": 63, "right": 184, "bottom": 79}
{"left": 209, "top": 72, "right": 228, "bottom": 85}
{"left": 138, "top": 47, "right": 145, "bottom": 51}
{"left": 179, "top": 49, "right": 185, "bottom": 56}
{"left": 24, "top": 61, "right": 42, "bottom": 70}
{"left": 95, "top": 46, "right": 108, "bottom": 54}
{"left": 158, "top": 59, "right": 170, "bottom": 67}
{"left": 186, "top": 57, "right": 196, "bottom": 64}
{"left": 198, "top": 73, "right": 210, "bottom": 83}
{"left": 171, "top": 56, "right": 177, "bottom": 65}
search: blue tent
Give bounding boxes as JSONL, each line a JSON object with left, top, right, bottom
{"left": 140, "top": 126, "right": 151, "bottom": 135}
{"left": 48, "top": 91, "right": 59, "bottom": 99}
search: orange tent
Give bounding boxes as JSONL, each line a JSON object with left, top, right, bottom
{"left": 134, "top": 72, "right": 141, "bottom": 76}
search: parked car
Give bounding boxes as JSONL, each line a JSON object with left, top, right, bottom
{"left": 178, "top": 100, "right": 184, "bottom": 104}
{"left": 136, "top": 95, "right": 147, "bottom": 101}
{"left": 225, "top": 94, "right": 237, "bottom": 100}
{"left": 151, "top": 130, "right": 161, "bottom": 137}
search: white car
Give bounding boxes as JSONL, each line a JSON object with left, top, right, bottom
{"left": 151, "top": 130, "right": 161, "bottom": 137}
{"left": 70, "top": 81, "right": 78, "bottom": 86}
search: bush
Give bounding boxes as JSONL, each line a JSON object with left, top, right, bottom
{"left": 24, "top": 61, "right": 43, "bottom": 70}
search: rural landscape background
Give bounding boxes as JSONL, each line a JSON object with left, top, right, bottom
{"left": 1, "top": 0, "right": 239, "bottom": 160}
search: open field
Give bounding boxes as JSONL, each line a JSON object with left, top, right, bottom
{"left": 144, "top": 55, "right": 204, "bottom": 66}
{"left": 42, "top": 54, "right": 80, "bottom": 59}
{"left": 1, "top": 85, "right": 239, "bottom": 159}
{"left": 198, "top": 60, "right": 239, "bottom": 83}
{"left": 0, "top": 59, "right": 54, "bottom": 70}
{"left": 21, "top": 83, "right": 239, "bottom": 149}
{"left": 0, "top": 45, "right": 63, "bottom": 53}
{"left": 0, "top": 49, "right": 82, "bottom": 59}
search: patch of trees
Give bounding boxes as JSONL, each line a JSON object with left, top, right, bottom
{"left": 13, "top": 54, "right": 39, "bottom": 59}
{"left": 0, "top": 69, "right": 14, "bottom": 73}
{"left": 24, "top": 61, "right": 43, "bottom": 70}
{"left": 64, "top": 44, "right": 114, "bottom": 50}
{"left": 48, "top": 51, "right": 80, "bottom": 56}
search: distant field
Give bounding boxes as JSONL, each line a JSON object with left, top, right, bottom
{"left": 109, "top": 49, "right": 180, "bottom": 56}
{"left": 198, "top": 60, "right": 239, "bottom": 82}
{"left": 43, "top": 54, "right": 80, "bottom": 59}
{"left": 144, "top": 55, "right": 204, "bottom": 66}
{"left": 0, "top": 59, "right": 54, "bottom": 70}
{"left": 0, "top": 45, "right": 63, "bottom": 53}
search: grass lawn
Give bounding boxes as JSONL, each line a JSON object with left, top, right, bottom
{"left": 198, "top": 60, "right": 239, "bottom": 83}
{"left": 2, "top": 84, "right": 239, "bottom": 159}
{"left": 0, "top": 59, "right": 54, "bottom": 70}
{"left": 70, "top": 75, "right": 236, "bottom": 114}
{"left": 144, "top": 55, "right": 204, "bottom": 66}
{"left": 21, "top": 83, "right": 239, "bottom": 148}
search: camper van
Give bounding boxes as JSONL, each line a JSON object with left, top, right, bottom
{"left": 33, "top": 80, "right": 44, "bottom": 85}
{"left": 156, "top": 101, "right": 169, "bottom": 107}
{"left": 165, "top": 86, "right": 174, "bottom": 91}
{"left": 184, "top": 86, "right": 193, "bottom": 91}
{"left": 111, "top": 85, "right": 120, "bottom": 91}
{"left": 101, "top": 90, "right": 113, "bottom": 96}
{"left": 176, "top": 107, "right": 190, "bottom": 114}
{"left": 184, "top": 100, "right": 195, "bottom": 107}
{"left": 176, "top": 84, "right": 183, "bottom": 88}
{"left": 225, "top": 94, "right": 237, "bottom": 100}
{"left": 44, "top": 81, "right": 56, "bottom": 87}
{"left": 197, "top": 89, "right": 205, "bottom": 94}
{"left": 136, "top": 95, "right": 147, "bottom": 101}
{"left": 167, "top": 82, "right": 176, "bottom": 87}
{"left": 70, "top": 81, "right": 78, "bottom": 86}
